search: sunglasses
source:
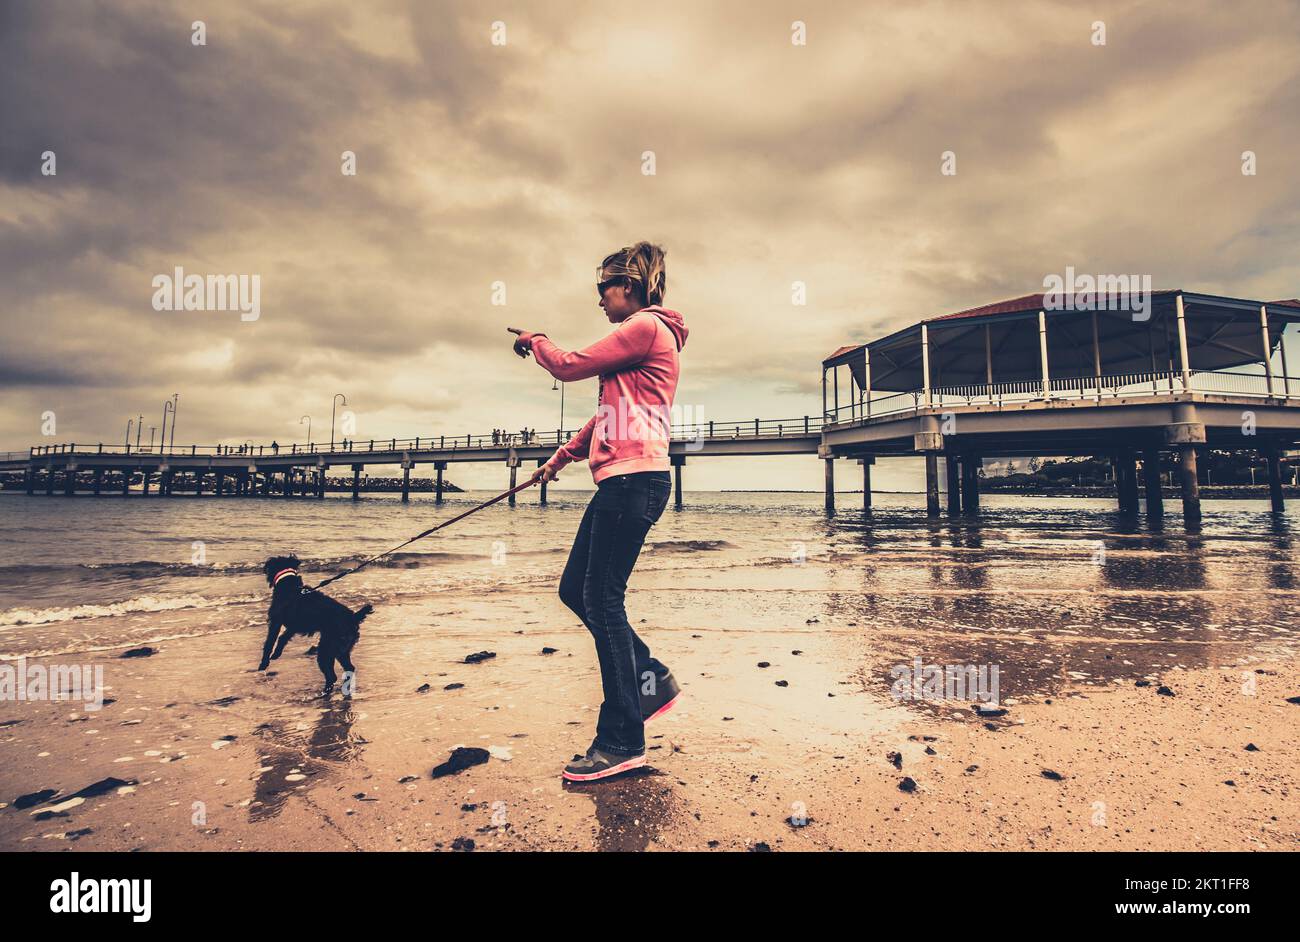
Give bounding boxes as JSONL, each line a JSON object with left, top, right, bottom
{"left": 597, "top": 277, "right": 625, "bottom": 297}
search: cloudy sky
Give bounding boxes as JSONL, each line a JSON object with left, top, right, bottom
{"left": 2, "top": 0, "right": 1298, "bottom": 491}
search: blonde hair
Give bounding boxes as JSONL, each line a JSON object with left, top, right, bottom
{"left": 598, "top": 241, "right": 667, "bottom": 307}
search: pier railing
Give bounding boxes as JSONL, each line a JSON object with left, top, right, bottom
{"left": 21, "top": 415, "right": 826, "bottom": 460}
{"left": 824, "top": 369, "right": 1299, "bottom": 425}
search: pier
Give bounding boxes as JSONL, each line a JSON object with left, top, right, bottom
{"left": 5, "top": 290, "right": 1299, "bottom": 524}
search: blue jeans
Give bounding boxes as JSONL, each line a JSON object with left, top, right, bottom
{"left": 558, "top": 470, "right": 672, "bottom": 756}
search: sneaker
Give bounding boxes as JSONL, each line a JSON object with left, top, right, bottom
{"left": 641, "top": 669, "right": 681, "bottom": 723}
{"left": 562, "top": 745, "right": 647, "bottom": 782}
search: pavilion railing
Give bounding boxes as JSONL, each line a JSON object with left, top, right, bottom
{"left": 824, "top": 368, "right": 1299, "bottom": 425}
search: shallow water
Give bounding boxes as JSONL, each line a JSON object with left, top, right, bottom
{"left": 1, "top": 490, "right": 1297, "bottom": 705}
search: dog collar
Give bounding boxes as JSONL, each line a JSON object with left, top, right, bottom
{"left": 272, "top": 568, "right": 298, "bottom": 586}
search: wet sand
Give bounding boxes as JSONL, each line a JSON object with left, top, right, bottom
{"left": 3, "top": 583, "right": 1296, "bottom": 851}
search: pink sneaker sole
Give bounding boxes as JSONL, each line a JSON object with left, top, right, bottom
{"left": 644, "top": 691, "right": 681, "bottom": 724}
{"left": 562, "top": 752, "right": 647, "bottom": 782}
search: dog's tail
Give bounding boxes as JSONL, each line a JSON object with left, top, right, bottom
{"left": 353, "top": 603, "right": 374, "bottom": 625}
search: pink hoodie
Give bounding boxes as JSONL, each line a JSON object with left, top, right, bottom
{"left": 526, "top": 305, "right": 688, "bottom": 484}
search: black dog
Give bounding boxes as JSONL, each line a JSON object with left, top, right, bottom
{"left": 258, "top": 555, "right": 373, "bottom": 695}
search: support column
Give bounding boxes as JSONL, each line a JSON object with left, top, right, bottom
{"left": 862, "top": 457, "right": 873, "bottom": 510}
{"left": 508, "top": 461, "right": 518, "bottom": 506}
{"left": 824, "top": 457, "right": 835, "bottom": 515}
{"left": 945, "top": 454, "right": 961, "bottom": 514}
{"left": 925, "top": 453, "right": 940, "bottom": 517}
{"left": 1038, "top": 309, "right": 1050, "bottom": 398}
{"left": 434, "top": 461, "right": 446, "bottom": 505}
{"left": 401, "top": 463, "right": 411, "bottom": 503}
{"left": 121, "top": 470, "right": 130, "bottom": 496}
{"left": 92, "top": 468, "right": 103, "bottom": 496}
{"left": 1266, "top": 444, "right": 1284, "bottom": 513}
{"left": 1142, "top": 446, "right": 1164, "bottom": 517}
{"left": 142, "top": 470, "right": 152, "bottom": 497}
{"left": 961, "top": 455, "right": 980, "bottom": 512}
{"left": 45, "top": 468, "right": 54, "bottom": 495}
{"left": 1175, "top": 293, "right": 1192, "bottom": 391}
{"left": 672, "top": 454, "right": 685, "bottom": 511}
{"left": 25, "top": 467, "right": 35, "bottom": 495}
{"left": 537, "top": 459, "right": 548, "bottom": 505}
{"left": 1178, "top": 446, "right": 1201, "bottom": 524}
{"left": 195, "top": 471, "right": 204, "bottom": 497}
{"left": 1260, "top": 305, "right": 1276, "bottom": 397}
{"left": 63, "top": 468, "right": 76, "bottom": 496}
{"left": 351, "top": 465, "right": 362, "bottom": 501}
{"left": 1120, "top": 452, "right": 1140, "bottom": 513}
{"left": 317, "top": 468, "right": 326, "bottom": 498}
{"left": 215, "top": 471, "right": 225, "bottom": 496}
{"left": 282, "top": 470, "right": 293, "bottom": 498}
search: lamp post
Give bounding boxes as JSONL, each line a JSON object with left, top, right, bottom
{"left": 330, "top": 393, "right": 347, "bottom": 450}
{"left": 148, "top": 426, "right": 156, "bottom": 451}
{"left": 135, "top": 414, "right": 143, "bottom": 451}
{"left": 168, "top": 394, "right": 178, "bottom": 451}
{"left": 161, "top": 400, "right": 174, "bottom": 455}
{"left": 125, "top": 418, "right": 134, "bottom": 453}
{"left": 300, "top": 415, "right": 311, "bottom": 448}
{"left": 553, "top": 379, "right": 565, "bottom": 430}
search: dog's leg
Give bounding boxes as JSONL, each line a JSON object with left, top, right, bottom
{"left": 258, "top": 619, "right": 281, "bottom": 671}
{"left": 337, "top": 638, "right": 357, "bottom": 697}
{"left": 317, "top": 640, "right": 337, "bottom": 696}
{"left": 269, "top": 627, "right": 292, "bottom": 661}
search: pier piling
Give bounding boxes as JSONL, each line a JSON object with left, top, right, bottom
{"left": 945, "top": 455, "right": 961, "bottom": 514}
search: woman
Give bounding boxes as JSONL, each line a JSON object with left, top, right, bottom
{"left": 508, "top": 241, "right": 688, "bottom": 782}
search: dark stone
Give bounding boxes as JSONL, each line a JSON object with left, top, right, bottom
{"left": 898, "top": 777, "right": 917, "bottom": 792}
{"left": 444, "top": 683, "right": 464, "bottom": 691}
{"left": 1286, "top": 696, "right": 1300, "bottom": 705}
{"left": 69, "top": 777, "right": 136, "bottom": 800}
{"left": 775, "top": 680, "right": 788, "bottom": 687}
{"left": 791, "top": 650, "right": 803, "bottom": 655}
{"left": 1041, "top": 769, "right": 1065, "bottom": 781}
{"left": 1135, "top": 680, "right": 1151, "bottom": 687}
{"left": 66, "top": 827, "right": 93, "bottom": 841}
{"left": 431, "top": 747, "right": 491, "bottom": 778}
{"left": 119, "top": 647, "right": 155, "bottom": 658}
{"left": 887, "top": 751, "right": 902, "bottom": 769}
{"left": 1156, "top": 686, "right": 1175, "bottom": 697}
{"left": 925, "top": 746, "right": 937, "bottom": 756}
{"left": 757, "top": 661, "right": 770, "bottom": 668}
{"left": 451, "top": 836, "right": 475, "bottom": 851}
{"left": 464, "top": 651, "right": 496, "bottom": 664}
{"left": 1244, "top": 743, "right": 1259, "bottom": 751}
{"left": 540, "top": 647, "right": 558, "bottom": 655}
{"left": 750, "top": 842, "right": 772, "bottom": 852}
{"left": 965, "top": 765, "right": 979, "bottom": 773}
{"left": 398, "top": 776, "right": 417, "bottom": 783}
{"left": 415, "top": 684, "right": 431, "bottom": 693}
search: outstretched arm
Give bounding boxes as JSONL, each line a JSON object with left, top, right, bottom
{"left": 512, "top": 315, "right": 658, "bottom": 383}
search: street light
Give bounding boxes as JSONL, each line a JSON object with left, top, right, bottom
{"left": 330, "top": 393, "right": 347, "bottom": 450}
{"left": 552, "top": 378, "right": 565, "bottom": 430}
{"left": 168, "top": 394, "right": 178, "bottom": 451}
{"left": 125, "top": 418, "right": 134, "bottom": 453}
{"left": 162, "top": 400, "right": 174, "bottom": 455}
{"left": 148, "top": 426, "right": 156, "bottom": 451}
{"left": 135, "top": 414, "right": 143, "bottom": 451}
{"left": 300, "top": 415, "right": 311, "bottom": 448}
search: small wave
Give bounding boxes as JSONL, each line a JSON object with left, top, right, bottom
{"left": 646, "top": 539, "right": 738, "bottom": 554}
{"left": 0, "top": 593, "right": 261, "bottom": 628}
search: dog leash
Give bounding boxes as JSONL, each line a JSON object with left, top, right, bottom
{"left": 302, "top": 479, "right": 539, "bottom": 594}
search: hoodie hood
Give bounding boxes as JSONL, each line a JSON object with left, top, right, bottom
{"left": 639, "top": 304, "right": 688, "bottom": 351}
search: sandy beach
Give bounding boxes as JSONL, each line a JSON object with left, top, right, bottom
{"left": 2, "top": 492, "right": 1296, "bottom": 852}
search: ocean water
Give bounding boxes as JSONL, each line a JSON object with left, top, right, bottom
{"left": 1, "top": 490, "right": 1297, "bottom": 701}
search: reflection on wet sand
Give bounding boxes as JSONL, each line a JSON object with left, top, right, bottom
{"left": 822, "top": 506, "right": 1300, "bottom": 713}
{"left": 250, "top": 700, "right": 361, "bottom": 822}
{"left": 564, "top": 766, "right": 683, "bottom": 851}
